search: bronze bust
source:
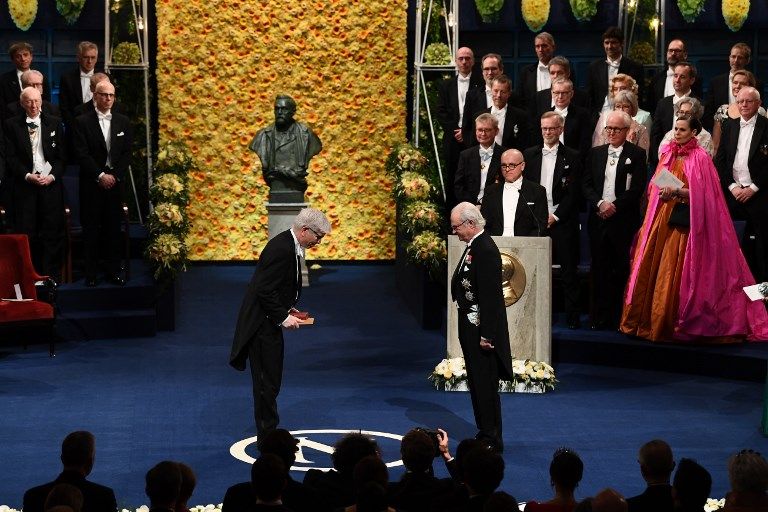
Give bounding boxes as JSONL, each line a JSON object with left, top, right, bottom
{"left": 249, "top": 94, "right": 322, "bottom": 203}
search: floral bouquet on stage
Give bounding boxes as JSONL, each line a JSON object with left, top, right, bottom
{"left": 386, "top": 143, "right": 446, "bottom": 278}
{"left": 146, "top": 141, "right": 192, "bottom": 280}
{"left": 429, "top": 357, "right": 557, "bottom": 392}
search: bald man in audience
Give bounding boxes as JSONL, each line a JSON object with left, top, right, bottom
{"left": 627, "top": 440, "right": 675, "bottom": 512}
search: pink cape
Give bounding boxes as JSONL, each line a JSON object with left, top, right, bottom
{"left": 625, "top": 139, "right": 768, "bottom": 341}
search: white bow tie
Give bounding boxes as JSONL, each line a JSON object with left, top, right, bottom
{"left": 741, "top": 118, "right": 756, "bottom": 128}
{"left": 606, "top": 59, "right": 620, "bottom": 68}
{"left": 538, "top": 64, "right": 548, "bottom": 72}
{"left": 542, "top": 147, "right": 557, "bottom": 156}
{"left": 457, "top": 75, "right": 470, "bottom": 83}
{"left": 80, "top": 71, "right": 94, "bottom": 78}
{"left": 491, "top": 106, "right": 506, "bottom": 116}
{"left": 479, "top": 148, "right": 494, "bottom": 159}
{"left": 97, "top": 112, "right": 112, "bottom": 121}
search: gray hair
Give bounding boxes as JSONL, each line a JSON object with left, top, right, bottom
{"left": 607, "top": 110, "right": 632, "bottom": 129}
{"left": 552, "top": 77, "right": 573, "bottom": 91}
{"left": 548, "top": 56, "right": 571, "bottom": 76}
{"left": 535, "top": 32, "right": 555, "bottom": 47}
{"left": 77, "top": 41, "right": 98, "bottom": 55}
{"left": 613, "top": 90, "right": 639, "bottom": 116}
{"left": 452, "top": 202, "right": 486, "bottom": 228}
{"left": 673, "top": 96, "right": 704, "bottom": 120}
{"left": 541, "top": 111, "right": 565, "bottom": 127}
{"left": 19, "top": 86, "right": 40, "bottom": 102}
{"left": 90, "top": 72, "right": 110, "bottom": 91}
{"left": 20, "top": 69, "right": 43, "bottom": 87}
{"left": 293, "top": 207, "right": 331, "bottom": 234}
{"left": 475, "top": 112, "right": 499, "bottom": 130}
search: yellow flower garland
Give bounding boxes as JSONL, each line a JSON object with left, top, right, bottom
{"left": 722, "top": 0, "right": 749, "bottom": 31}
{"left": 156, "top": 1, "right": 407, "bottom": 261}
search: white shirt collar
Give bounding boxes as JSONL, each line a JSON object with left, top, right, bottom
{"left": 289, "top": 228, "right": 304, "bottom": 258}
{"left": 467, "top": 229, "right": 484, "bottom": 246}
{"left": 503, "top": 176, "right": 524, "bottom": 190}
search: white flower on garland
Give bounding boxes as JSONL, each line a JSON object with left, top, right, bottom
{"left": 429, "top": 357, "right": 557, "bottom": 392}
{"left": 704, "top": 498, "right": 725, "bottom": 512}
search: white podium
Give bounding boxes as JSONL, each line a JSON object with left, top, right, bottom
{"left": 446, "top": 235, "right": 552, "bottom": 364}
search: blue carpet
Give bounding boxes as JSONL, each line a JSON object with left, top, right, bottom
{"left": 1, "top": 264, "right": 767, "bottom": 508}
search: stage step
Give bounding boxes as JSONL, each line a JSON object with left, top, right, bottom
{"left": 54, "top": 259, "right": 164, "bottom": 341}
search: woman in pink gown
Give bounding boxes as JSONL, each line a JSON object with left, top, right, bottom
{"left": 620, "top": 117, "right": 768, "bottom": 342}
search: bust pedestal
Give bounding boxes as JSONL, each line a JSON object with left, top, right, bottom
{"left": 267, "top": 202, "right": 309, "bottom": 287}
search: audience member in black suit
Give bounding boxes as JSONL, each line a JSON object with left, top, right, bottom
{"left": 593, "top": 91, "right": 650, "bottom": 157}
{"left": 524, "top": 447, "right": 584, "bottom": 512}
{"left": 532, "top": 78, "right": 594, "bottom": 159}
{"left": 348, "top": 455, "right": 396, "bottom": 512}
{"left": 518, "top": 32, "right": 557, "bottom": 109}
{"left": 450, "top": 202, "right": 512, "bottom": 453}
{"left": 58, "top": 41, "right": 99, "bottom": 128}
{"left": 223, "top": 429, "right": 323, "bottom": 512}
{"left": 461, "top": 53, "right": 504, "bottom": 145}
{"left": 672, "top": 458, "right": 712, "bottom": 512}
{"left": 626, "top": 440, "right": 675, "bottom": 512}
{"left": 586, "top": 27, "right": 644, "bottom": 114}
{"left": 176, "top": 463, "right": 196, "bottom": 512}
{"left": 704, "top": 43, "right": 758, "bottom": 132}
{"left": 454, "top": 113, "right": 503, "bottom": 205}
{"left": 473, "top": 75, "right": 530, "bottom": 150}
{"left": 532, "top": 56, "right": 589, "bottom": 117}
{"left": 145, "top": 461, "right": 182, "bottom": 512}
{"left": 23, "top": 431, "right": 117, "bottom": 512}
{"left": 446, "top": 448, "right": 506, "bottom": 512}
{"left": 525, "top": 111, "right": 583, "bottom": 328}
{"left": 582, "top": 111, "right": 647, "bottom": 330}
{"left": 649, "top": 62, "right": 699, "bottom": 167}
{"left": 4, "top": 70, "right": 60, "bottom": 120}
{"left": 722, "top": 449, "right": 768, "bottom": 511}
{"left": 436, "top": 47, "right": 484, "bottom": 208}
{"left": 645, "top": 39, "right": 702, "bottom": 114}
{"left": 0, "top": 117, "right": 8, "bottom": 229}
{"left": 3, "top": 86, "right": 66, "bottom": 281}
{"left": 42, "top": 483, "right": 84, "bottom": 512}
{"left": 303, "top": 432, "right": 380, "bottom": 509}
{"left": 388, "top": 429, "right": 452, "bottom": 511}
{"left": 251, "top": 454, "right": 295, "bottom": 512}
{"left": 711, "top": 70, "right": 761, "bottom": 156}
{"left": 230, "top": 208, "right": 331, "bottom": 445}
{"left": 713, "top": 86, "right": 768, "bottom": 282}
{"left": 481, "top": 148, "right": 548, "bottom": 238}
{"left": 0, "top": 42, "right": 51, "bottom": 118}
{"left": 73, "top": 80, "right": 133, "bottom": 287}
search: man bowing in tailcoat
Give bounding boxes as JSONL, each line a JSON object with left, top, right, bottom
{"left": 450, "top": 202, "right": 512, "bottom": 453}
{"left": 73, "top": 80, "right": 133, "bottom": 287}
{"left": 230, "top": 207, "right": 331, "bottom": 449}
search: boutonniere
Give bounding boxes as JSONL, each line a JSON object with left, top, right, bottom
{"left": 513, "top": 124, "right": 519, "bottom": 136}
{"left": 50, "top": 131, "right": 55, "bottom": 136}
{"left": 465, "top": 253, "right": 473, "bottom": 264}
{"left": 52, "top": 142, "right": 56, "bottom": 147}
{"left": 564, "top": 164, "right": 570, "bottom": 169}
{"left": 117, "top": 131, "right": 125, "bottom": 137}
{"left": 625, "top": 157, "right": 632, "bottom": 165}
{"left": 760, "top": 144, "right": 768, "bottom": 155}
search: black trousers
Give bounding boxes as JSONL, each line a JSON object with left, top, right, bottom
{"left": 551, "top": 219, "right": 581, "bottom": 319}
{"left": 458, "top": 316, "right": 502, "bottom": 448}
{"left": 81, "top": 183, "right": 123, "bottom": 278}
{"left": 725, "top": 190, "right": 767, "bottom": 283}
{"left": 248, "top": 320, "right": 284, "bottom": 445}
{"left": 589, "top": 216, "right": 635, "bottom": 326}
{"left": 14, "top": 180, "right": 64, "bottom": 280}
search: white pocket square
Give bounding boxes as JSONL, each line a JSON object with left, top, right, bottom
{"left": 564, "top": 164, "right": 570, "bottom": 169}
{"left": 50, "top": 131, "right": 55, "bottom": 136}
{"left": 527, "top": 202, "right": 534, "bottom": 205}
{"left": 117, "top": 131, "right": 124, "bottom": 137}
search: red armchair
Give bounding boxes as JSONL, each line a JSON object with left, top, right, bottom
{"left": 0, "top": 234, "right": 56, "bottom": 356}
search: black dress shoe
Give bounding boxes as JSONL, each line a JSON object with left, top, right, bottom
{"left": 107, "top": 275, "right": 126, "bottom": 286}
{"left": 567, "top": 314, "right": 581, "bottom": 330}
{"left": 85, "top": 277, "right": 98, "bottom": 287}
{"left": 591, "top": 320, "right": 608, "bottom": 330}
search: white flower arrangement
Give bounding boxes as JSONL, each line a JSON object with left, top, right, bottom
{"left": 429, "top": 357, "right": 557, "bottom": 392}
{"left": 704, "top": 498, "right": 726, "bottom": 512}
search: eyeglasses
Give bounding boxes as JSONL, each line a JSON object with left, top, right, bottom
{"left": 96, "top": 92, "right": 115, "bottom": 98}
{"left": 737, "top": 99, "right": 758, "bottom": 105}
{"left": 604, "top": 126, "right": 628, "bottom": 133}
{"left": 476, "top": 128, "right": 495, "bottom": 133}
{"left": 307, "top": 227, "right": 325, "bottom": 241}
{"left": 451, "top": 219, "right": 469, "bottom": 231}
{"left": 552, "top": 90, "right": 572, "bottom": 96}
{"left": 500, "top": 162, "right": 524, "bottom": 171}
